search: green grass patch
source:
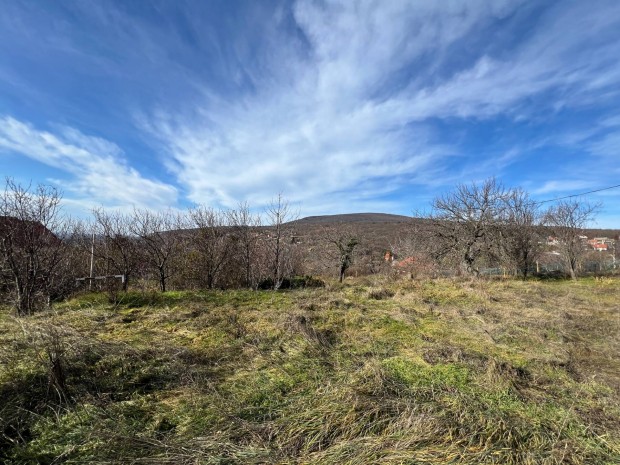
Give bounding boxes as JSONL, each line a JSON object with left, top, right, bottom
{"left": 1, "top": 277, "right": 619, "bottom": 464}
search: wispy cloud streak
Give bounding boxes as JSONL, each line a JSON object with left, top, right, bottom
{"left": 143, "top": 0, "right": 620, "bottom": 211}
{"left": 0, "top": 116, "right": 177, "bottom": 209}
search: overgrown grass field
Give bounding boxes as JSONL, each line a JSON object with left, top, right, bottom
{"left": 1, "top": 277, "right": 619, "bottom": 464}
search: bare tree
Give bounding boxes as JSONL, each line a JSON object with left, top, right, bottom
{"left": 0, "top": 179, "right": 71, "bottom": 314}
{"left": 188, "top": 206, "right": 232, "bottom": 289}
{"left": 91, "top": 208, "right": 140, "bottom": 291}
{"left": 323, "top": 225, "right": 359, "bottom": 282}
{"left": 264, "top": 194, "right": 296, "bottom": 290}
{"left": 545, "top": 199, "right": 599, "bottom": 280}
{"left": 131, "top": 208, "right": 185, "bottom": 292}
{"left": 430, "top": 178, "right": 507, "bottom": 276}
{"left": 499, "top": 188, "right": 543, "bottom": 279}
{"left": 229, "top": 202, "right": 262, "bottom": 288}
{"left": 386, "top": 216, "right": 440, "bottom": 279}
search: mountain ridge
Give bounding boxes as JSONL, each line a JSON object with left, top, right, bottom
{"left": 292, "top": 212, "right": 413, "bottom": 225}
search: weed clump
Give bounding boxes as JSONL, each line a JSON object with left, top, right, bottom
{"left": 367, "top": 287, "right": 395, "bottom": 300}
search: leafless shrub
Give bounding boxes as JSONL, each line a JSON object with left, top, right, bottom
{"left": 498, "top": 188, "right": 544, "bottom": 279}
{"left": 320, "top": 225, "right": 360, "bottom": 282}
{"left": 130, "top": 208, "right": 187, "bottom": 292}
{"left": 544, "top": 199, "right": 599, "bottom": 279}
{"left": 187, "top": 206, "right": 233, "bottom": 289}
{"left": 0, "top": 178, "right": 74, "bottom": 314}
{"left": 229, "top": 202, "right": 262, "bottom": 288}
{"left": 91, "top": 208, "right": 141, "bottom": 291}
{"left": 430, "top": 178, "right": 507, "bottom": 276}
{"left": 263, "top": 194, "right": 297, "bottom": 290}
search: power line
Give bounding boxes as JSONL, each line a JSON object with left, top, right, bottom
{"left": 535, "top": 183, "right": 620, "bottom": 205}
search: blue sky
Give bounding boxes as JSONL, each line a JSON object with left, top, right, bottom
{"left": 0, "top": 0, "right": 619, "bottom": 226}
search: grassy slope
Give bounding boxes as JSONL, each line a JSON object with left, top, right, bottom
{"left": 1, "top": 277, "right": 619, "bottom": 464}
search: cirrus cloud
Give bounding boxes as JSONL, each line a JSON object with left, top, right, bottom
{"left": 0, "top": 116, "right": 177, "bottom": 210}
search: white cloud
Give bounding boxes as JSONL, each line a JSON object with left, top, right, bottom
{"left": 405, "top": 1, "right": 620, "bottom": 120}
{"left": 141, "top": 0, "right": 530, "bottom": 211}
{"left": 0, "top": 116, "right": 178, "bottom": 210}
{"left": 137, "top": 0, "right": 620, "bottom": 214}
{"left": 532, "top": 180, "right": 596, "bottom": 196}
{"left": 588, "top": 131, "right": 620, "bottom": 162}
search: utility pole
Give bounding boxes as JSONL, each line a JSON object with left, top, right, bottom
{"left": 89, "top": 233, "right": 95, "bottom": 291}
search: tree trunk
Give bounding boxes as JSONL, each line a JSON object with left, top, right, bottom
{"left": 16, "top": 291, "right": 29, "bottom": 316}
{"left": 159, "top": 267, "right": 166, "bottom": 292}
{"left": 245, "top": 251, "right": 251, "bottom": 288}
{"left": 569, "top": 257, "right": 578, "bottom": 280}
{"left": 569, "top": 267, "right": 577, "bottom": 280}
{"left": 15, "top": 278, "right": 29, "bottom": 316}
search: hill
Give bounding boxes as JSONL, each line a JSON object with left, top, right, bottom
{"left": 1, "top": 277, "right": 619, "bottom": 463}
{"left": 292, "top": 212, "right": 414, "bottom": 225}
{"left": 289, "top": 212, "right": 618, "bottom": 246}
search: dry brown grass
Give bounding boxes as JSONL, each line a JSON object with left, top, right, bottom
{"left": 1, "top": 277, "right": 619, "bottom": 464}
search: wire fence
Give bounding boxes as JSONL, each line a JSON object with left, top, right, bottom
{"left": 476, "top": 258, "right": 618, "bottom": 277}
{"left": 430, "top": 258, "right": 617, "bottom": 278}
